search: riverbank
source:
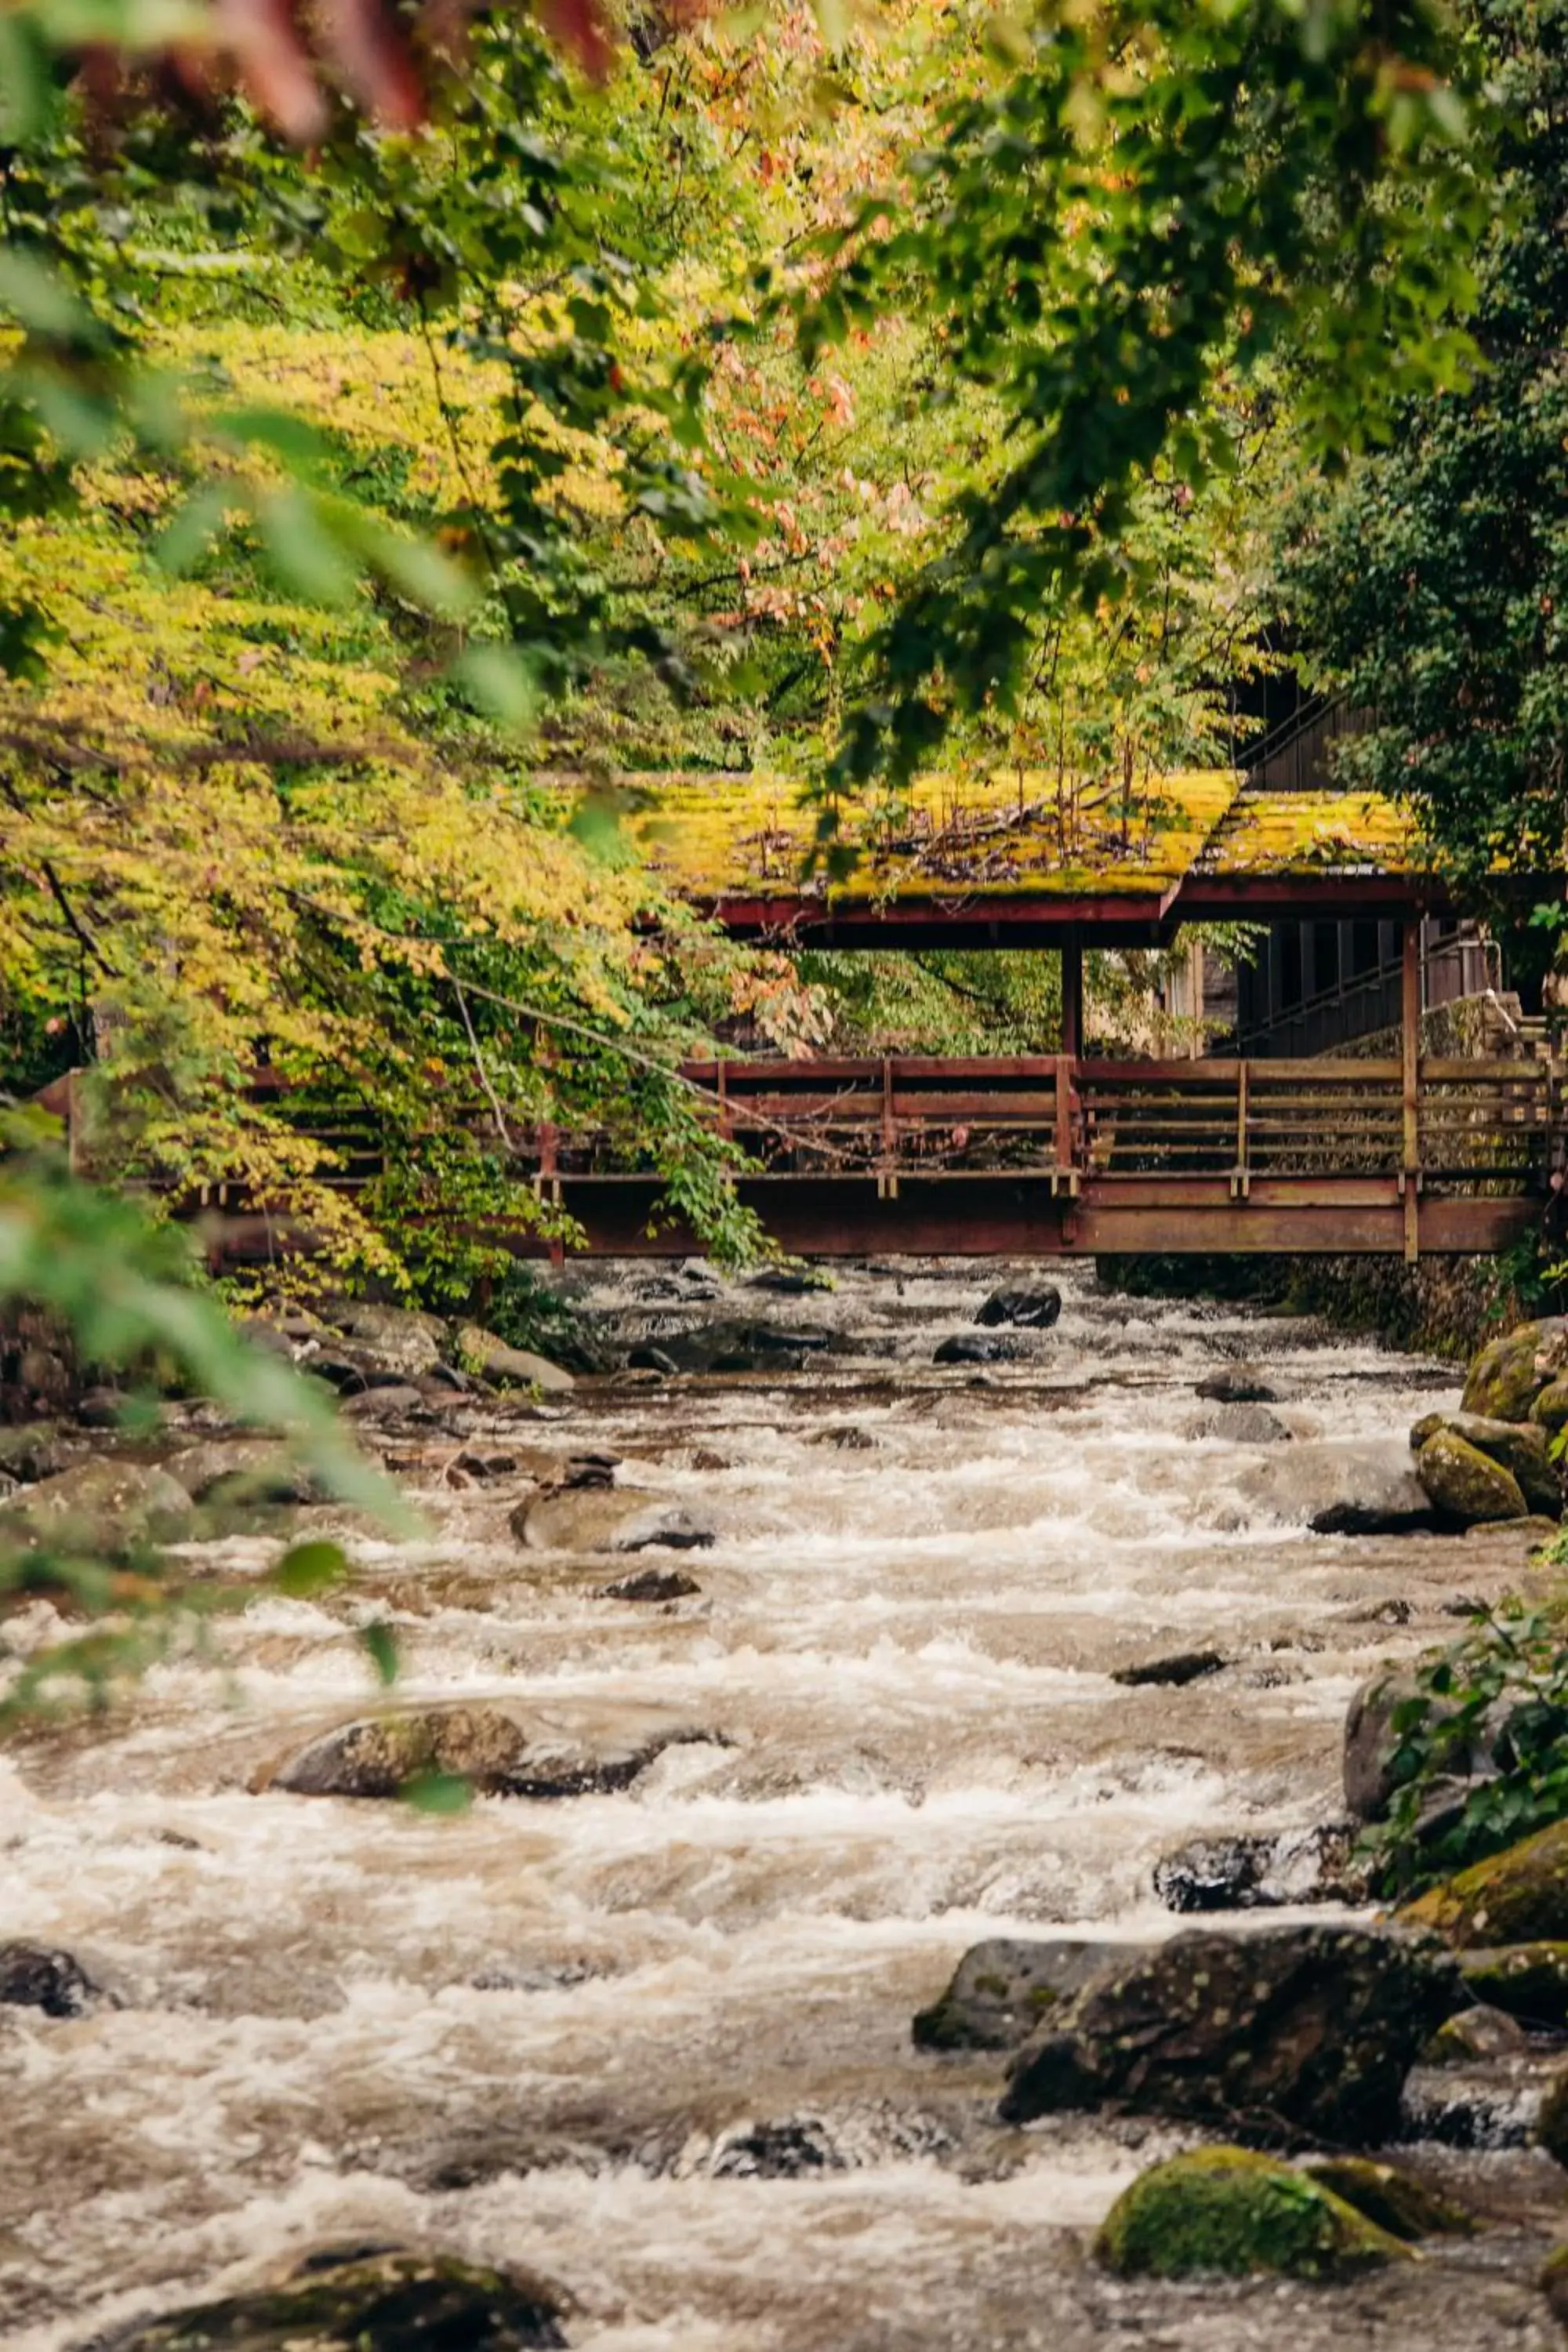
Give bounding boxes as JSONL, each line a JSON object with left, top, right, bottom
{"left": 1099, "top": 1244, "right": 1559, "bottom": 1361}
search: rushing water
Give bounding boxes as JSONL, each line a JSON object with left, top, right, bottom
{"left": 3, "top": 1262, "right": 1566, "bottom": 2349}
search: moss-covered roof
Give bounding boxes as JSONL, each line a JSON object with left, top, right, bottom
{"left": 561, "top": 768, "right": 1426, "bottom": 907}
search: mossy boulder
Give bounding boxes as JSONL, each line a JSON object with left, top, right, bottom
{"left": 1410, "top": 1414, "right": 1561, "bottom": 1516}
{"left": 1094, "top": 2147, "right": 1410, "bottom": 2281}
{"left": 1304, "top": 2156, "right": 1476, "bottom": 2240}
{"left": 1461, "top": 1318, "right": 1568, "bottom": 1425}
{"left": 1421, "top": 2003, "right": 1532, "bottom": 2064}
{"left": 1534, "top": 2072, "right": 1568, "bottom": 2170}
{"left": 260, "top": 1698, "right": 713, "bottom": 1801}
{"left": 1000, "top": 1923, "right": 1463, "bottom": 2144}
{"left": 912, "top": 1937, "right": 1152, "bottom": 2053}
{"left": 1399, "top": 1821, "right": 1568, "bottom": 1948}
{"left": 1541, "top": 2240, "right": 1568, "bottom": 2324}
{"left": 1415, "top": 1431, "right": 1528, "bottom": 1526}
{"left": 107, "top": 2245, "right": 567, "bottom": 2349}
{"left": 1459, "top": 1944, "right": 1568, "bottom": 2027}
{"left": 0, "top": 1457, "right": 194, "bottom": 1556}
{"left": 1533, "top": 1380, "right": 1568, "bottom": 1435}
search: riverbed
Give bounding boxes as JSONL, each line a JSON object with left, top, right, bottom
{"left": 2, "top": 1261, "right": 1564, "bottom": 2348}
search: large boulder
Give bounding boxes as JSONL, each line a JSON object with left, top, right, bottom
{"left": 933, "top": 1332, "right": 1020, "bottom": 1367}
{"left": 1461, "top": 1316, "right": 1568, "bottom": 1423}
{"left": 0, "top": 1457, "right": 193, "bottom": 1555}
{"left": 1410, "top": 1412, "right": 1561, "bottom": 1515}
{"left": 456, "top": 1325, "right": 575, "bottom": 1393}
{"left": 1341, "top": 1662, "right": 1541, "bottom": 1825}
{"left": 0, "top": 1940, "right": 96, "bottom": 2016}
{"left": 911, "top": 1937, "right": 1154, "bottom": 2053}
{"left": 998, "top": 1924, "right": 1463, "bottom": 2143}
{"left": 512, "top": 1487, "right": 716, "bottom": 1555}
{"left": 1094, "top": 2148, "right": 1408, "bottom": 2280}
{"left": 105, "top": 2245, "right": 567, "bottom": 2350}
{"left": 1533, "top": 1378, "right": 1568, "bottom": 1433}
{"left": 165, "top": 1438, "right": 316, "bottom": 1508}
{"left": 1458, "top": 1944, "right": 1568, "bottom": 2027}
{"left": 1415, "top": 1430, "right": 1528, "bottom": 1526}
{"left": 1153, "top": 1824, "right": 1367, "bottom": 1914}
{"left": 1399, "top": 1820, "right": 1568, "bottom": 1947}
{"left": 0, "top": 1423, "right": 71, "bottom": 1484}
{"left": 1185, "top": 1403, "right": 1292, "bottom": 1446}
{"left": 1302, "top": 2157, "right": 1475, "bottom": 2241}
{"left": 975, "top": 1285, "right": 1061, "bottom": 1330}
{"left": 316, "top": 1301, "right": 448, "bottom": 1380}
{"left": 261, "top": 1698, "right": 713, "bottom": 1801}
{"left": 1195, "top": 1363, "right": 1281, "bottom": 1404}
{"left": 1233, "top": 1442, "right": 1437, "bottom": 1536}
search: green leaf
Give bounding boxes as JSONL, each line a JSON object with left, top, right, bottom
{"left": 360, "top": 1619, "right": 399, "bottom": 1686}
{"left": 271, "top": 1540, "right": 347, "bottom": 1600}
{"left": 255, "top": 487, "right": 358, "bottom": 607}
{"left": 456, "top": 642, "right": 539, "bottom": 731}
{"left": 156, "top": 484, "right": 237, "bottom": 577}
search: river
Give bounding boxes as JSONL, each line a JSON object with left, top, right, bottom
{"left": 2, "top": 1261, "right": 1564, "bottom": 2348}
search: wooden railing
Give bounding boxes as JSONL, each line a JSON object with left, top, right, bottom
{"left": 552, "top": 1053, "right": 1563, "bottom": 1195}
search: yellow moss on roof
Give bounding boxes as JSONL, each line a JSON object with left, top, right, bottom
{"left": 1208, "top": 789, "right": 1419, "bottom": 876}
{"left": 569, "top": 769, "right": 1425, "bottom": 901}
{"left": 609, "top": 766, "right": 1246, "bottom": 900}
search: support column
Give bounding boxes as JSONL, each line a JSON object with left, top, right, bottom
{"left": 1060, "top": 935, "right": 1083, "bottom": 1060}
{"left": 1401, "top": 918, "right": 1421, "bottom": 1262}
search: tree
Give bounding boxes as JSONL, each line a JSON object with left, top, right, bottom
{"left": 1279, "top": 0, "right": 1568, "bottom": 912}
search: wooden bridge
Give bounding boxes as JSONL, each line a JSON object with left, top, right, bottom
{"left": 525, "top": 1047, "right": 1561, "bottom": 1261}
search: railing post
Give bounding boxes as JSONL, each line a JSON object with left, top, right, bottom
{"left": 716, "top": 1058, "right": 732, "bottom": 1144}
{"left": 879, "top": 1055, "right": 898, "bottom": 1198}
{"left": 1054, "top": 1054, "right": 1076, "bottom": 1176}
{"left": 1402, "top": 920, "right": 1421, "bottom": 1261}
{"left": 1234, "top": 1060, "right": 1250, "bottom": 1196}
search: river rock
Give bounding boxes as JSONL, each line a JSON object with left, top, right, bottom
{"left": 1411, "top": 1413, "right": 1559, "bottom": 1515}
{"left": 263, "top": 1698, "right": 712, "bottom": 1800}
{"left": 456, "top": 1324, "right": 575, "bottom": 1392}
{"left": 911, "top": 1937, "right": 1154, "bottom": 2052}
{"left": 0, "top": 1940, "right": 97, "bottom": 2016}
{"left": 975, "top": 1285, "right": 1062, "bottom": 1330}
{"left": 627, "top": 1345, "right": 678, "bottom": 1376}
{"left": 1094, "top": 2147, "right": 1408, "bottom": 2280}
{"left": 1399, "top": 1820, "right": 1568, "bottom": 1947}
{"left": 1344, "top": 1667, "right": 1426, "bottom": 1820}
{"left": 75, "top": 1384, "right": 130, "bottom": 1430}
{"left": 339, "top": 1384, "right": 431, "bottom": 1423}
{"left": 1543, "top": 2245, "right": 1568, "bottom": 2327}
{"left": 1458, "top": 1944, "right": 1568, "bottom": 2027}
{"left": 710, "top": 2117, "right": 845, "bottom": 2177}
{"left": 594, "top": 1566, "right": 702, "bottom": 1603}
{"left": 1304, "top": 2157, "right": 1475, "bottom": 2241}
{"left": 1232, "top": 1441, "right": 1437, "bottom": 1535}
{"left": 998, "top": 1923, "right": 1464, "bottom": 2143}
{"left": 1153, "top": 1823, "right": 1367, "bottom": 1913}
{"left": 1195, "top": 1362, "right": 1280, "bottom": 1403}
{"left": 1186, "top": 1403, "right": 1292, "bottom": 1445}
{"left": 1422, "top": 2003, "right": 1534, "bottom": 2064}
{"left": 933, "top": 1333, "right": 1018, "bottom": 1366}
{"left": 1533, "top": 1377, "right": 1568, "bottom": 1432}
{"left": 165, "top": 1438, "right": 316, "bottom": 1507}
{"left": 1461, "top": 1316, "right": 1568, "bottom": 1423}
{"left": 1416, "top": 1430, "right": 1528, "bottom": 1526}
{"left": 513, "top": 1487, "right": 717, "bottom": 1554}
{"left": 0, "top": 1423, "right": 71, "bottom": 1484}
{"left": 1112, "top": 1648, "right": 1225, "bottom": 1688}
{"left": 0, "top": 1457, "right": 194, "bottom": 1555}
{"left": 106, "top": 2245, "right": 568, "bottom": 2350}
{"left": 317, "top": 1301, "right": 448, "bottom": 1379}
